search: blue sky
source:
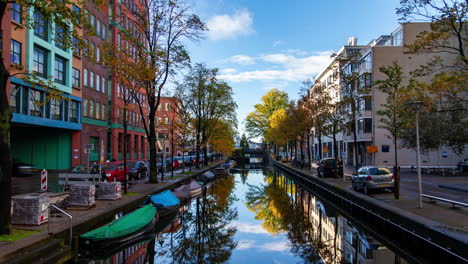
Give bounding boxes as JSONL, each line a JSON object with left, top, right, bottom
{"left": 183, "top": 0, "right": 401, "bottom": 136}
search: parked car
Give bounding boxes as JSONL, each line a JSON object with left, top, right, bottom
{"left": 317, "top": 157, "right": 343, "bottom": 178}
{"left": 128, "top": 161, "right": 148, "bottom": 180}
{"left": 457, "top": 158, "right": 468, "bottom": 174}
{"left": 104, "top": 162, "right": 129, "bottom": 182}
{"left": 13, "top": 160, "right": 39, "bottom": 177}
{"left": 352, "top": 166, "right": 394, "bottom": 195}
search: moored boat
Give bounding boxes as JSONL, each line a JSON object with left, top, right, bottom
{"left": 79, "top": 204, "right": 157, "bottom": 259}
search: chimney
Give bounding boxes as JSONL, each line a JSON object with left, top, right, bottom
{"left": 348, "top": 37, "right": 357, "bottom": 46}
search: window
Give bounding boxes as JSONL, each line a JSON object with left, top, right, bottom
{"left": 89, "top": 100, "right": 95, "bottom": 117}
{"left": 95, "top": 102, "right": 100, "bottom": 119}
{"left": 10, "top": 83, "right": 21, "bottom": 113}
{"left": 33, "top": 46, "right": 47, "bottom": 78}
{"left": 10, "top": 40, "right": 21, "bottom": 65}
{"left": 72, "top": 68, "right": 80, "bottom": 88}
{"left": 96, "top": 48, "right": 100, "bottom": 62}
{"left": 393, "top": 30, "right": 402, "bottom": 46}
{"left": 157, "top": 117, "right": 162, "bottom": 125}
{"left": 29, "top": 89, "right": 43, "bottom": 117}
{"left": 165, "top": 103, "right": 170, "bottom": 111}
{"left": 165, "top": 117, "right": 170, "bottom": 125}
{"left": 72, "top": 5, "right": 81, "bottom": 25}
{"left": 51, "top": 98, "right": 62, "bottom": 120}
{"left": 101, "top": 76, "right": 105, "bottom": 93}
{"left": 101, "top": 24, "right": 106, "bottom": 39}
{"left": 33, "top": 10, "right": 48, "bottom": 40}
{"left": 72, "top": 37, "right": 81, "bottom": 56}
{"left": 11, "top": 3, "right": 22, "bottom": 23}
{"left": 83, "top": 70, "right": 89, "bottom": 88}
{"left": 55, "top": 24, "right": 67, "bottom": 50}
{"left": 90, "top": 14, "right": 95, "bottom": 31}
{"left": 96, "top": 75, "right": 100, "bottom": 91}
{"left": 69, "top": 101, "right": 78, "bottom": 123}
{"left": 54, "top": 56, "right": 66, "bottom": 85}
{"left": 96, "top": 19, "right": 101, "bottom": 36}
{"left": 364, "top": 118, "right": 372, "bottom": 133}
{"left": 89, "top": 71, "right": 95, "bottom": 88}
{"left": 83, "top": 99, "right": 88, "bottom": 117}
{"left": 101, "top": 104, "right": 106, "bottom": 120}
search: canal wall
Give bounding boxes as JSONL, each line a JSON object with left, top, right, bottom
{"left": 274, "top": 161, "right": 467, "bottom": 264}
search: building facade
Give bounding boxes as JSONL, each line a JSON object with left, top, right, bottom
{"left": 8, "top": 3, "right": 83, "bottom": 170}
{"left": 309, "top": 23, "right": 464, "bottom": 167}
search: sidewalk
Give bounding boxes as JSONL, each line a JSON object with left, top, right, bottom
{"left": 282, "top": 161, "right": 468, "bottom": 241}
{"left": 1, "top": 164, "right": 217, "bottom": 263}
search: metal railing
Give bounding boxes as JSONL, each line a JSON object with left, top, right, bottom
{"left": 48, "top": 205, "right": 73, "bottom": 246}
{"left": 422, "top": 194, "right": 468, "bottom": 208}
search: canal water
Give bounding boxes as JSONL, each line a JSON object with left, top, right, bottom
{"left": 80, "top": 166, "right": 408, "bottom": 263}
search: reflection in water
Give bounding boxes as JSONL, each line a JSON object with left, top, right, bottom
{"left": 80, "top": 167, "right": 408, "bottom": 264}
{"left": 154, "top": 176, "right": 238, "bottom": 264}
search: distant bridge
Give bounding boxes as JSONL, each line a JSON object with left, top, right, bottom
{"left": 243, "top": 149, "right": 267, "bottom": 164}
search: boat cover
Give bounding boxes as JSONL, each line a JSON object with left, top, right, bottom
{"left": 189, "top": 181, "right": 202, "bottom": 191}
{"left": 172, "top": 184, "right": 191, "bottom": 200}
{"left": 145, "top": 190, "right": 180, "bottom": 208}
{"left": 80, "top": 204, "right": 156, "bottom": 240}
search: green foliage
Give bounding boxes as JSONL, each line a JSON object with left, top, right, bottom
{"left": 245, "top": 88, "right": 289, "bottom": 139}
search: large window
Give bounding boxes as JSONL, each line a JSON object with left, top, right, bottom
{"left": 54, "top": 56, "right": 66, "bottom": 85}
{"left": 101, "top": 104, "right": 106, "bottom": 120}
{"left": 89, "top": 71, "right": 95, "bottom": 88}
{"left": 29, "top": 89, "right": 43, "bottom": 117}
{"left": 72, "top": 37, "right": 81, "bottom": 56}
{"left": 55, "top": 24, "right": 67, "bottom": 50}
{"left": 72, "top": 5, "right": 81, "bottom": 25}
{"left": 83, "top": 99, "right": 88, "bottom": 117}
{"left": 11, "top": 3, "right": 22, "bottom": 23}
{"left": 33, "top": 46, "right": 47, "bottom": 78}
{"left": 72, "top": 68, "right": 80, "bottom": 88}
{"left": 10, "top": 83, "right": 21, "bottom": 113}
{"left": 33, "top": 10, "right": 48, "bottom": 40}
{"left": 69, "top": 101, "right": 78, "bottom": 122}
{"left": 51, "top": 99, "right": 62, "bottom": 120}
{"left": 83, "top": 69, "right": 88, "bottom": 87}
{"left": 364, "top": 118, "right": 372, "bottom": 133}
{"left": 10, "top": 40, "right": 21, "bottom": 65}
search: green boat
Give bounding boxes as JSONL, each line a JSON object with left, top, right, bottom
{"left": 79, "top": 204, "right": 157, "bottom": 259}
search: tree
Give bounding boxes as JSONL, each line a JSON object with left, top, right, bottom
{"left": 396, "top": 0, "right": 467, "bottom": 154}
{"left": 244, "top": 88, "right": 289, "bottom": 139}
{"left": 100, "top": 0, "right": 206, "bottom": 183}
{"left": 240, "top": 134, "right": 249, "bottom": 150}
{"left": 179, "top": 63, "right": 237, "bottom": 168}
{"left": 209, "top": 120, "right": 236, "bottom": 156}
{"left": 0, "top": 0, "right": 85, "bottom": 235}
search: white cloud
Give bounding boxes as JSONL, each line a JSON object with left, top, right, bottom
{"left": 219, "top": 50, "right": 334, "bottom": 83}
{"left": 229, "top": 55, "right": 255, "bottom": 65}
{"left": 206, "top": 9, "right": 254, "bottom": 40}
{"left": 237, "top": 239, "right": 256, "bottom": 250}
{"left": 228, "top": 221, "right": 269, "bottom": 234}
{"left": 220, "top": 68, "right": 238, "bottom": 74}
{"left": 235, "top": 239, "right": 290, "bottom": 252}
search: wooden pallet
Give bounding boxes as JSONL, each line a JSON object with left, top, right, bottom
{"left": 66, "top": 204, "right": 96, "bottom": 210}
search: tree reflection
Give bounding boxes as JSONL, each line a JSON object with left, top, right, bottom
{"left": 245, "top": 173, "right": 343, "bottom": 263}
{"left": 154, "top": 176, "right": 238, "bottom": 263}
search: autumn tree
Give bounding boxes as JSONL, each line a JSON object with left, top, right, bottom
{"left": 245, "top": 88, "right": 289, "bottom": 140}
{"left": 396, "top": 0, "right": 467, "bottom": 154}
{"left": 178, "top": 63, "right": 237, "bottom": 168}
{"left": 101, "top": 0, "right": 206, "bottom": 182}
{"left": 209, "top": 120, "right": 236, "bottom": 156}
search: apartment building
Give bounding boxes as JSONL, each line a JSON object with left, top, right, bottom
{"left": 7, "top": 3, "right": 83, "bottom": 170}
{"left": 310, "top": 23, "right": 463, "bottom": 167}
{"left": 155, "top": 97, "right": 182, "bottom": 157}
{"left": 78, "top": 0, "right": 111, "bottom": 166}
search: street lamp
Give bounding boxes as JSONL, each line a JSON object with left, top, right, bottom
{"left": 410, "top": 101, "right": 424, "bottom": 209}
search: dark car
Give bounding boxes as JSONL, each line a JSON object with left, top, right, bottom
{"left": 457, "top": 158, "right": 468, "bottom": 174}
{"left": 317, "top": 157, "right": 343, "bottom": 178}
{"left": 13, "top": 160, "right": 39, "bottom": 177}
{"left": 128, "top": 161, "right": 148, "bottom": 180}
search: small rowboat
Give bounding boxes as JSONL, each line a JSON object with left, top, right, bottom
{"left": 79, "top": 204, "right": 157, "bottom": 259}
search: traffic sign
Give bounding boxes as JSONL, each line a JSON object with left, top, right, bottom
{"left": 40, "top": 169, "right": 47, "bottom": 191}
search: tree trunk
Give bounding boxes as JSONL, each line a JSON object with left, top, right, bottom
{"left": 148, "top": 102, "right": 158, "bottom": 183}
{"left": 0, "top": 2, "right": 12, "bottom": 233}
{"left": 352, "top": 119, "right": 359, "bottom": 173}
{"left": 317, "top": 133, "right": 323, "bottom": 160}
{"left": 307, "top": 131, "right": 312, "bottom": 171}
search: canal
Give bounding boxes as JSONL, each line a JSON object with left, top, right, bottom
{"left": 79, "top": 166, "right": 409, "bottom": 263}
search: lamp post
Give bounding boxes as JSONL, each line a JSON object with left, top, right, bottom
{"left": 411, "top": 101, "right": 424, "bottom": 209}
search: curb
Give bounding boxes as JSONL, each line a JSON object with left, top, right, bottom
{"left": 438, "top": 184, "right": 468, "bottom": 194}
